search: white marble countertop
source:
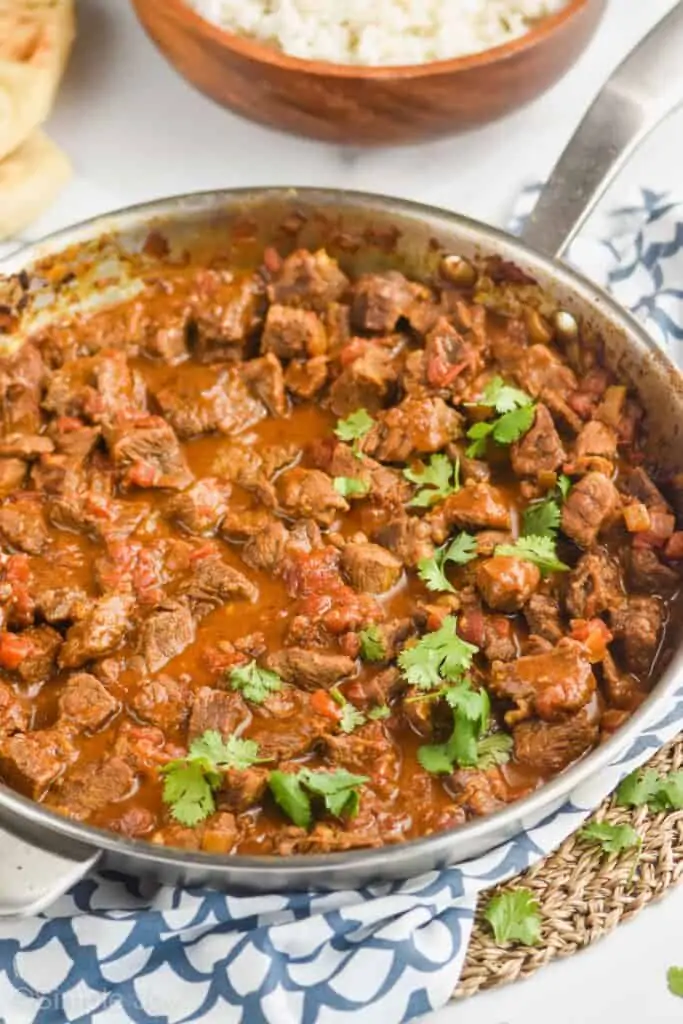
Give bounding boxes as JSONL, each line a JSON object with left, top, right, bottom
{"left": 16, "top": 0, "right": 683, "bottom": 1020}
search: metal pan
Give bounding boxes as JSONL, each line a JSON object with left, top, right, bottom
{"left": 0, "top": 4, "right": 682, "bottom": 915}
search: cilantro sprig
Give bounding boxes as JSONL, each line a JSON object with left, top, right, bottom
{"left": 229, "top": 661, "right": 282, "bottom": 704}
{"left": 404, "top": 454, "right": 460, "bottom": 508}
{"left": 268, "top": 768, "right": 369, "bottom": 829}
{"left": 522, "top": 474, "right": 572, "bottom": 540}
{"left": 578, "top": 821, "right": 641, "bottom": 856}
{"left": 160, "top": 730, "right": 266, "bottom": 826}
{"left": 367, "top": 704, "right": 391, "bottom": 720}
{"left": 417, "top": 679, "right": 499, "bottom": 774}
{"left": 334, "top": 408, "right": 375, "bottom": 459}
{"left": 333, "top": 476, "right": 370, "bottom": 498}
{"left": 465, "top": 377, "right": 535, "bottom": 458}
{"left": 668, "top": 967, "right": 683, "bottom": 998}
{"left": 398, "top": 616, "right": 478, "bottom": 691}
{"left": 495, "top": 535, "right": 569, "bottom": 576}
{"left": 330, "top": 687, "right": 366, "bottom": 734}
{"left": 358, "top": 625, "right": 386, "bottom": 662}
{"left": 616, "top": 769, "right": 683, "bottom": 811}
{"left": 484, "top": 889, "right": 542, "bottom": 947}
{"left": 417, "top": 532, "right": 478, "bottom": 593}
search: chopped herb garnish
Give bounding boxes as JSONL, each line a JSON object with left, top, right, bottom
{"left": 495, "top": 535, "right": 570, "bottom": 576}
{"left": 557, "top": 473, "right": 572, "bottom": 501}
{"left": 578, "top": 821, "right": 641, "bottom": 855}
{"left": 229, "top": 660, "right": 282, "bottom": 704}
{"left": 367, "top": 704, "right": 391, "bottom": 720}
{"left": 334, "top": 408, "right": 375, "bottom": 459}
{"left": 478, "top": 376, "right": 535, "bottom": 415}
{"left": 398, "top": 615, "right": 478, "bottom": 691}
{"left": 330, "top": 686, "right": 366, "bottom": 734}
{"left": 404, "top": 454, "right": 460, "bottom": 508}
{"left": 522, "top": 474, "right": 572, "bottom": 539}
{"left": 417, "top": 679, "right": 490, "bottom": 773}
{"left": 465, "top": 378, "right": 535, "bottom": 458}
{"left": 616, "top": 769, "right": 683, "bottom": 812}
{"left": 484, "top": 889, "right": 542, "bottom": 947}
{"left": 358, "top": 625, "right": 386, "bottom": 662}
{"left": 417, "top": 531, "right": 478, "bottom": 593}
{"left": 268, "top": 767, "right": 369, "bottom": 829}
{"left": 160, "top": 730, "right": 265, "bottom": 826}
{"left": 668, "top": 967, "right": 683, "bottom": 998}
{"left": 476, "top": 732, "right": 514, "bottom": 770}
{"left": 333, "top": 476, "right": 370, "bottom": 498}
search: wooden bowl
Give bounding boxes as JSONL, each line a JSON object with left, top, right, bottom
{"left": 131, "top": 0, "right": 606, "bottom": 145}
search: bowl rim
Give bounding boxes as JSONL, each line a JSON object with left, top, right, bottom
{"left": 148, "top": 0, "right": 595, "bottom": 78}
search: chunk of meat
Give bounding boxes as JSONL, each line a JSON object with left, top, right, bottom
{"left": 574, "top": 420, "right": 618, "bottom": 460}
{"left": 241, "top": 521, "right": 289, "bottom": 573}
{"left": 188, "top": 686, "right": 251, "bottom": 740}
{"left": 0, "top": 434, "right": 53, "bottom": 459}
{"left": 611, "top": 596, "right": 663, "bottom": 676}
{"left": 248, "top": 688, "right": 334, "bottom": 761}
{"left": 155, "top": 366, "right": 266, "bottom": 439}
{"left": 48, "top": 757, "right": 135, "bottom": 819}
{"left": 489, "top": 638, "right": 595, "bottom": 722}
{"left": 218, "top": 766, "right": 269, "bottom": 812}
{"left": 0, "top": 681, "right": 28, "bottom": 735}
{"left": 241, "top": 353, "right": 287, "bottom": 416}
{"left": 0, "top": 458, "right": 27, "bottom": 496}
{"left": 284, "top": 356, "right": 328, "bottom": 399}
{"left": 43, "top": 351, "right": 147, "bottom": 426}
{"left": 629, "top": 546, "right": 680, "bottom": 597}
{"left": 309, "top": 438, "right": 411, "bottom": 508}
{"left": 350, "top": 271, "right": 415, "bottom": 332}
{"left": 340, "top": 542, "right": 402, "bottom": 594}
{"left": 49, "top": 492, "right": 148, "bottom": 543}
{"left": 267, "top": 249, "right": 349, "bottom": 312}
{"left": 329, "top": 345, "right": 397, "bottom": 417}
{"left": 58, "top": 672, "right": 119, "bottom": 732}
{"left": 261, "top": 305, "right": 327, "bottom": 360}
{"left": 446, "top": 767, "right": 512, "bottom": 818}
{"left": 372, "top": 514, "right": 435, "bottom": 568}
{"left": 510, "top": 404, "right": 565, "bottom": 476}
{"left": 623, "top": 466, "right": 669, "bottom": 510}
{"left": 94, "top": 539, "right": 168, "bottom": 605}
{"left": 35, "top": 586, "right": 89, "bottom": 625}
{"left": 565, "top": 548, "right": 624, "bottom": 619}
{"left": 165, "top": 478, "right": 231, "bottom": 535}
{"left": 524, "top": 594, "right": 564, "bottom": 644}
{"left": 0, "top": 728, "right": 76, "bottom": 797}
{"left": 276, "top": 468, "right": 348, "bottom": 526}
{"left": 131, "top": 676, "right": 191, "bottom": 732}
{"left": 0, "top": 342, "right": 44, "bottom": 434}
{"left": 600, "top": 651, "right": 646, "bottom": 711}
{"left": 321, "top": 721, "right": 399, "bottom": 796}
{"left": 60, "top": 594, "right": 134, "bottom": 669}
{"left": 190, "top": 271, "right": 263, "bottom": 362}
{"left": 138, "top": 600, "right": 196, "bottom": 673}
{"left": 476, "top": 556, "right": 540, "bottom": 612}
{"left": 513, "top": 703, "right": 599, "bottom": 774}
{"left": 514, "top": 344, "right": 578, "bottom": 399}
{"left": 0, "top": 498, "right": 49, "bottom": 554}
{"left": 266, "top": 647, "right": 356, "bottom": 690}
{"left": 177, "top": 555, "right": 258, "bottom": 619}
{"left": 429, "top": 482, "right": 511, "bottom": 541}
{"left": 15, "top": 625, "right": 62, "bottom": 685}
{"left": 458, "top": 588, "right": 518, "bottom": 661}
{"left": 561, "top": 472, "right": 620, "bottom": 548}
{"left": 362, "top": 396, "right": 461, "bottom": 463}
{"left": 106, "top": 415, "right": 193, "bottom": 490}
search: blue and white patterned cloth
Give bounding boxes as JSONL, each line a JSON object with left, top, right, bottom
{"left": 1, "top": 186, "right": 683, "bottom": 1024}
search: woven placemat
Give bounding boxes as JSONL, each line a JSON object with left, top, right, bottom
{"left": 454, "top": 734, "right": 683, "bottom": 999}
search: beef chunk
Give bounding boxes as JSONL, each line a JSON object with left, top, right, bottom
{"left": 0, "top": 728, "right": 76, "bottom": 797}
{"left": 35, "top": 586, "right": 89, "bottom": 625}
{"left": 0, "top": 498, "right": 49, "bottom": 554}
{"left": 565, "top": 548, "right": 624, "bottom": 619}
{"left": 50, "top": 420, "right": 101, "bottom": 459}
{"left": 131, "top": 676, "right": 190, "bottom": 732}
{"left": 43, "top": 351, "right": 147, "bottom": 426}
{"left": 0, "top": 458, "right": 27, "bottom": 496}
{"left": 165, "top": 478, "right": 231, "bottom": 535}
{"left": 513, "top": 704, "right": 599, "bottom": 774}
{"left": 575, "top": 420, "right": 618, "bottom": 460}
{"left": 15, "top": 625, "right": 62, "bottom": 685}
{"left": 284, "top": 356, "right": 329, "bottom": 399}
{"left": 329, "top": 345, "right": 397, "bottom": 417}
{"left": 476, "top": 556, "right": 540, "bottom": 612}
{"left": 267, "top": 249, "right": 349, "bottom": 311}
{"left": 524, "top": 594, "right": 564, "bottom": 644}
{"left": 58, "top": 673, "right": 119, "bottom": 732}
{"left": 49, "top": 492, "right": 149, "bottom": 543}
{"left": 489, "top": 638, "right": 595, "bottom": 722}
{"left": 514, "top": 344, "right": 578, "bottom": 399}
{"left": 60, "top": 594, "right": 134, "bottom": 669}
{"left": 510, "top": 404, "right": 565, "bottom": 477}
{"left": 241, "top": 521, "right": 289, "bottom": 573}
{"left": 346, "top": 665, "right": 406, "bottom": 705}
{"left": 341, "top": 542, "right": 402, "bottom": 594}
{"left": 0, "top": 434, "right": 54, "bottom": 459}
{"left": 373, "top": 514, "right": 435, "bottom": 568}
{"left": 276, "top": 468, "right": 348, "bottom": 526}
{"left": 350, "top": 271, "right": 415, "bottom": 332}
{"left": 178, "top": 555, "right": 258, "bottom": 618}
{"left": 106, "top": 415, "right": 193, "bottom": 490}
{"left": 623, "top": 466, "right": 669, "bottom": 510}
{"left": 155, "top": 366, "right": 266, "bottom": 439}
{"left": 0, "top": 681, "right": 28, "bottom": 735}
{"left": 248, "top": 688, "right": 333, "bottom": 760}
{"left": 261, "top": 305, "right": 327, "bottom": 360}
{"left": 219, "top": 766, "right": 269, "bottom": 812}
{"left": 611, "top": 596, "right": 663, "bottom": 676}
{"left": 49, "top": 756, "right": 136, "bottom": 820}
{"left": 600, "top": 651, "right": 645, "bottom": 710}
{"left": 429, "top": 482, "right": 511, "bottom": 541}
{"left": 309, "top": 439, "right": 411, "bottom": 508}
{"left": 321, "top": 721, "right": 399, "bottom": 795}
{"left": 362, "top": 396, "right": 461, "bottom": 463}
{"left": 266, "top": 647, "right": 356, "bottom": 690}
{"left": 241, "top": 354, "right": 287, "bottom": 416}
{"left": 628, "top": 546, "right": 680, "bottom": 597}
{"left": 458, "top": 589, "right": 518, "bottom": 661}
{"left": 561, "top": 472, "right": 619, "bottom": 548}
{"left": 188, "top": 686, "right": 250, "bottom": 739}
{"left": 0, "top": 342, "right": 44, "bottom": 434}
{"left": 138, "top": 600, "right": 196, "bottom": 673}
{"left": 446, "top": 767, "right": 510, "bottom": 818}
{"left": 190, "top": 272, "right": 263, "bottom": 362}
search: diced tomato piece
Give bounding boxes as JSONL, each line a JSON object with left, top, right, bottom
{"left": 127, "top": 461, "right": 160, "bottom": 488}
{"left": 665, "top": 532, "right": 683, "bottom": 560}
{"left": 189, "top": 542, "right": 219, "bottom": 562}
{"left": 84, "top": 493, "right": 114, "bottom": 520}
{"left": 310, "top": 689, "right": 342, "bottom": 720}
{"left": 6, "top": 554, "right": 30, "bottom": 584}
{"left": 262, "top": 246, "right": 282, "bottom": 275}
{"left": 570, "top": 618, "right": 612, "bottom": 663}
{"left": 426, "top": 356, "right": 467, "bottom": 388}
{"left": 0, "top": 632, "right": 34, "bottom": 669}
{"left": 56, "top": 416, "right": 85, "bottom": 433}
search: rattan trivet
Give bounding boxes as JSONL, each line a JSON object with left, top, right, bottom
{"left": 454, "top": 734, "right": 683, "bottom": 999}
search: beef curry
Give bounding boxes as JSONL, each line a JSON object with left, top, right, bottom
{"left": 0, "top": 244, "right": 680, "bottom": 857}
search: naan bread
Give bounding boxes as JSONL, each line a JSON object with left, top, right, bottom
{"left": 0, "top": 130, "right": 71, "bottom": 240}
{"left": 0, "top": 0, "right": 75, "bottom": 161}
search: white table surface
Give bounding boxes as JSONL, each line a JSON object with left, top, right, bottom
{"left": 25, "top": 0, "right": 683, "bottom": 1020}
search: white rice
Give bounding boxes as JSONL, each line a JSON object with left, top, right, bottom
{"left": 189, "top": 0, "right": 568, "bottom": 67}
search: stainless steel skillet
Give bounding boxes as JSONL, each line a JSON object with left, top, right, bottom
{"left": 0, "top": 4, "right": 682, "bottom": 915}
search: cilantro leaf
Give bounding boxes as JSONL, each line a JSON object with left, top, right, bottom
{"left": 495, "top": 535, "right": 570, "bottom": 576}
{"left": 417, "top": 742, "right": 455, "bottom": 774}
{"left": 418, "top": 680, "right": 491, "bottom": 773}
{"left": 334, "top": 408, "right": 374, "bottom": 458}
{"left": 465, "top": 380, "right": 535, "bottom": 457}
{"left": 404, "top": 454, "right": 460, "bottom": 508}
{"left": 398, "top": 616, "right": 478, "bottom": 690}
{"left": 578, "top": 821, "right": 641, "bottom": 855}
{"left": 444, "top": 532, "right": 479, "bottom": 566}
{"left": 522, "top": 498, "right": 561, "bottom": 540}
{"left": 268, "top": 771, "right": 312, "bottom": 829}
{"left": 616, "top": 769, "right": 683, "bottom": 812}
{"left": 417, "top": 532, "right": 478, "bottom": 593}
{"left": 333, "top": 476, "right": 369, "bottom": 498}
{"left": 557, "top": 473, "right": 572, "bottom": 500}
{"left": 190, "top": 732, "right": 262, "bottom": 772}
{"left": 668, "top": 967, "right": 683, "bottom": 998}
{"left": 229, "top": 661, "right": 282, "bottom": 704}
{"left": 492, "top": 403, "right": 536, "bottom": 445}
{"left": 339, "top": 703, "right": 366, "bottom": 734}
{"left": 465, "top": 421, "right": 494, "bottom": 459}
{"left": 358, "top": 625, "right": 386, "bottom": 662}
{"left": 367, "top": 704, "right": 391, "bottom": 720}
{"left": 301, "top": 768, "right": 368, "bottom": 819}
{"left": 479, "top": 376, "right": 534, "bottom": 415}
{"left": 476, "top": 732, "right": 513, "bottom": 769}
{"left": 484, "top": 889, "right": 542, "bottom": 947}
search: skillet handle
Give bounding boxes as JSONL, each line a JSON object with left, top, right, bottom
{"left": 520, "top": 1, "right": 683, "bottom": 259}
{"left": 0, "top": 823, "right": 100, "bottom": 917}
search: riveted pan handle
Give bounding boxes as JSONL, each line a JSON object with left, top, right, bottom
{"left": 0, "top": 823, "right": 100, "bottom": 917}
{"left": 521, "top": 1, "right": 683, "bottom": 260}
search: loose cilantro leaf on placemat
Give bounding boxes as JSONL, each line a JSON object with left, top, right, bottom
{"left": 484, "top": 889, "right": 542, "bottom": 947}
{"left": 578, "top": 821, "right": 641, "bottom": 855}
